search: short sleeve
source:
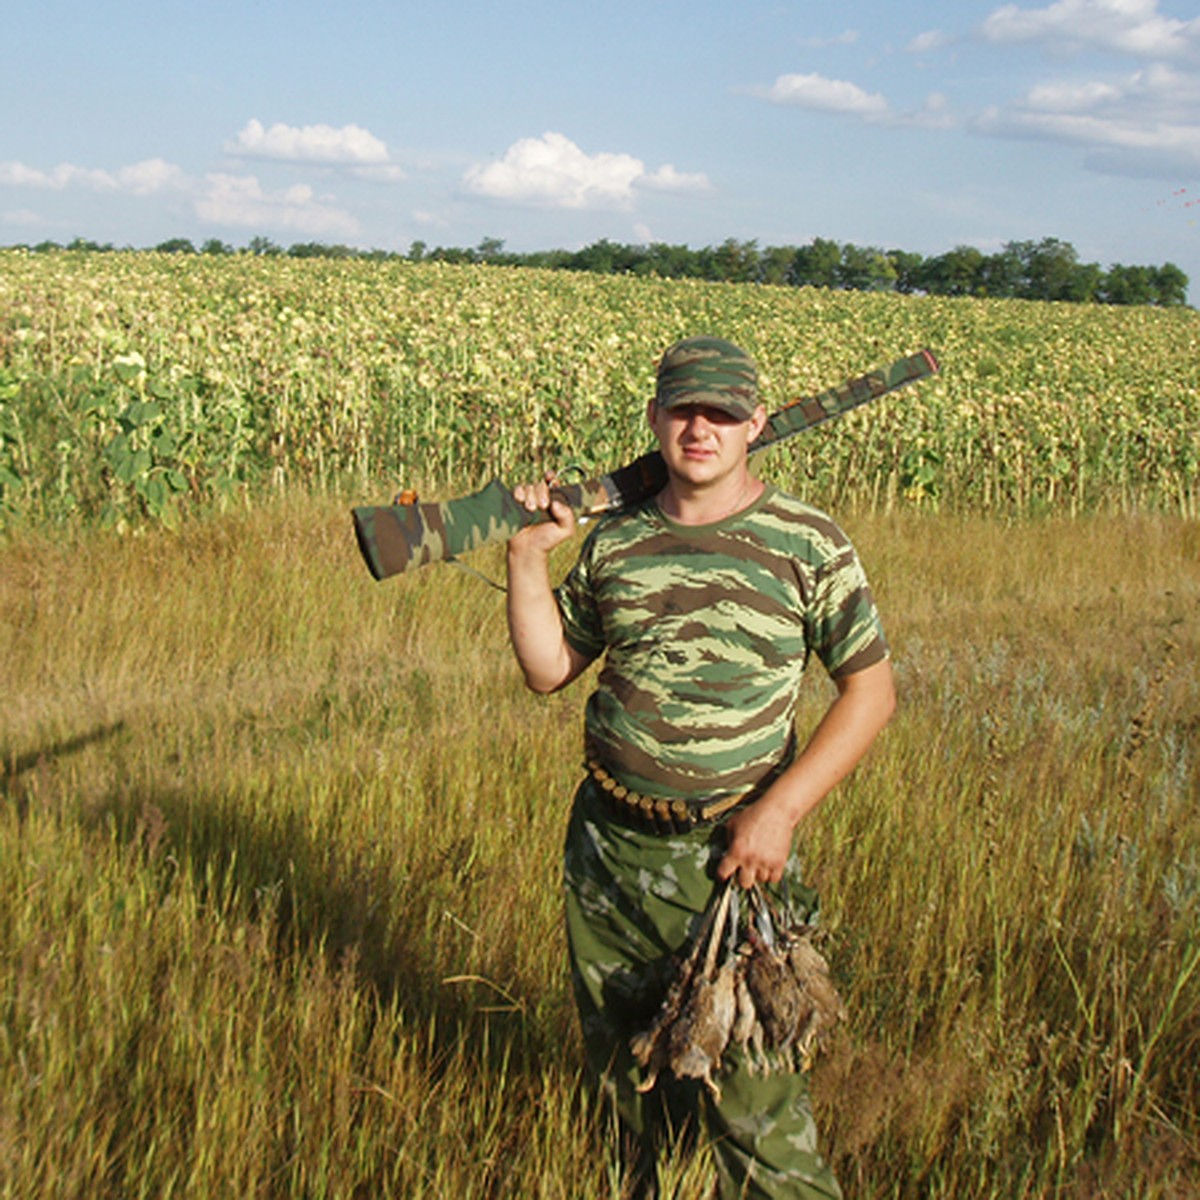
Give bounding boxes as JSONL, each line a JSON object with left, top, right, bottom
{"left": 554, "top": 531, "right": 606, "bottom": 660}
{"left": 806, "top": 541, "right": 889, "bottom": 679}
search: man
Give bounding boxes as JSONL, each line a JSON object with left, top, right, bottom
{"left": 506, "top": 336, "right": 895, "bottom": 1198}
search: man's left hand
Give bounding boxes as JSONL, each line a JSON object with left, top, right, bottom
{"left": 716, "top": 792, "right": 796, "bottom": 888}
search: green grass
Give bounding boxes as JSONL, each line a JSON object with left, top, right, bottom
{"left": 3, "top": 494, "right": 1199, "bottom": 1197}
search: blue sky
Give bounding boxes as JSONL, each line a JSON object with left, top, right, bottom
{"left": 3, "top": 0, "right": 1198, "bottom": 295}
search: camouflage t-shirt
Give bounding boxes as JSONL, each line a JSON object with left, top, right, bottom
{"left": 555, "top": 484, "right": 887, "bottom": 801}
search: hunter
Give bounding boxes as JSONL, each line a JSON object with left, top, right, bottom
{"left": 506, "top": 336, "right": 896, "bottom": 1199}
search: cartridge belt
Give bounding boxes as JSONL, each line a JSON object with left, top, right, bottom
{"left": 585, "top": 758, "right": 749, "bottom": 834}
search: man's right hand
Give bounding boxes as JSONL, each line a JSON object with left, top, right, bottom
{"left": 510, "top": 475, "right": 578, "bottom": 557}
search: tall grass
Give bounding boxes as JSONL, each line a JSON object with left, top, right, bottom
{"left": 2, "top": 495, "right": 1198, "bottom": 1196}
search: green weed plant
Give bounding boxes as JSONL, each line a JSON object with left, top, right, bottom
{"left": 1, "top": 251, "right": 1198, "bottom": 529}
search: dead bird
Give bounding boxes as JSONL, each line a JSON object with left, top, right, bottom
{"left": 743, "top": 929, "right": 809, "bottom": 1052}
{"left": 663, "top": 956, "right": 738, "bottom": 1098}
{"left": 630, "top": 946, "right": 705, "bottom": 1083}
{"left": 784, "top": 929, "right": 846, "bottom": 1068}
{"left": 633, "top": 880, "right": 737, "bottom": 1097}
{"left": 730, "top": 964, "right": 767, "bottom": 1074}
{"left": 743, "top": 887, "right": 846, "bottom": 1068}
{"left": 632, "top": 880, "right": 846, "bottom": 1093}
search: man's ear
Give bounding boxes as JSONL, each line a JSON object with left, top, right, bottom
{"left": 747, "top": 404, "right": 768, "bottom": 442}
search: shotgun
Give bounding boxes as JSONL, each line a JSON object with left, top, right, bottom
{"left": 352, "top": 348, "right": 939, "bottom": 581}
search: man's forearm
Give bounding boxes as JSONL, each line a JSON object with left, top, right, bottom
{"left": 506, "top": 542, "right": 588, "bottom": 693}
{"left": 770, "top": 657, "right": 897, "bottom": 826}
{"left": 718, "top": 657, "right": 896, "bottom": 886}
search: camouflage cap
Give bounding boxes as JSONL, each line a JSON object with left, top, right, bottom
{"left": 655, "top": 336, "right": 759, "bottom": 420}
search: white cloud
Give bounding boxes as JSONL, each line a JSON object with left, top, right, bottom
{"left": 195, "top": 173, "right": 360, "bottom": 236}
{"left": 0, "top": 162, "right": 96, "bottom": 189}
{"left": 973, "top": 1, "right": 1200, "bottom": 174}
{"left": 751, "top": 73, "right": 953, "bottom": 129}
{"left": 0, "top": 154, "right": 362, "bottom": 237}
{"left": 1024, "top": 79, "right": 1124, "bottom": 110}
{"left": 905, "top": 92, "right": 957, "bottom": 129}
{"left": 796, "top": 30, "right": 860, "bottom": 49}
{"left": 982, "top": 0, "right": 1200, "bottom": 63}
{"left": 1, "top": 208, "right": 45, "bottom": 227}
{"left": 0, "top": 157, "right": 185, "bottom": 194}
{"left": 756, "top": 73, "right": 891, "bottom": 118}
{"left": 976, "top": 62, "right": 1200, "bottom": 173}
{"left": 114, "top": 158, "right": 188, "bottom": 195}
{"left": 908, "top": 29, "right": 951, "bottom": 53}
{"left": 462, "top": 132, "right": 707, "bottom": 209}
{"left": 226, "top": 119, "right": 394, "bottom": 166}
{"left": 640, "top": 164, "right": 711, "bottom": 193}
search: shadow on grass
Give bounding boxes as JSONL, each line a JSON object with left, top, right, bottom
{"left": 71, "top": 767, "right": 570, "bottom": 1082}
{"left": 2, "top": 708, "right": 584, "bottom": 1096}
{"left": 1, "top": 721, "right": 129, "bottom": 818}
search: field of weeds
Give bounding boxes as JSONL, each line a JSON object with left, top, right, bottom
{"left": 2, "top": 255, "right": 1199, "bottom": 1196}
{"left": 2, "top": 250, "right": 1198, "bottom": 528}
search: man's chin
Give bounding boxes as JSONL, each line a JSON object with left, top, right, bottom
{"left": 673, "top": 454, "right": 721, "bottom": 478}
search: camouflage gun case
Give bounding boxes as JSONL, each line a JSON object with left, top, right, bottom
{"left": 353, "top": 348, "right": 939, "bottom": 581}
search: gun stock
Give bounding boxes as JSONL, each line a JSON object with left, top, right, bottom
{"left": 352, "top": 348, "right": 939, "bottom": 581}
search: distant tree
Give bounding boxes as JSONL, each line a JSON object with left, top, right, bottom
{"left": 407, "top": 240, "right": 427, "bottom": 262}
{"left": 637, "top": 242, "right": 690, "bottom": 278}
{"left": 523, "top": 247, "right": 574, "bottom": 270}
{"left": 67, "top": 236, "right": 114, "bottom": 252}
{"left": 1152, "top": 262, "right": 1189, "bottom": 307}
{"left": 286, "top": 242, "right": 355, "bottom": 259}
{"left": 836, "top": 244, "right": 897, "bottom": 291}
{"left": 429, "top": 245, "right": 472, "bottom": 264}
{"left": 923, "top": 245, "right": 984, "bottom": 296}
{"left": 1065, "top": 260, "right": 1104, "bottom": 303}
{"left": 200, "top": 238, "right": 232, "bottom": 255}
{"left": 758, "top": 245, "right": 798, "bottom": 287}
{"left": 1009, "top": 237, "right": 1080, "bottom": 301}
{"left": 887, "top": 249, "right": 926, "bottom": 294}
{"left": 791, "top": 238, "right": 841, "bottom": 288}
{"left": 476, "top": 236, "right": 506, "bottom": 262}
{"left": 1099, "top": 262, "right": 1189, "bottom": 307}
{"left": 155, "top": 238, "right": 196, "bottom": 254}
{"left": 247, "top": 236, "right": 281, "bottom": 257}
{"left": 688, "top": 243, "right": 717, "bottom": 279}
{"left": 978, "top": 246, "right": 1023, "bottom": 297}
{"left": 1100, "top": 264, "right": 1151, "bottom": 305}
{"left": 713, "top": 238, "right": 762, "bottom": 283}
{"left": 571, "top": 239, "right": 621, "bottom": 274}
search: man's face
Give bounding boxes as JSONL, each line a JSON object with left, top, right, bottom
{"left": 647, "top": 399, "right": 767, "bottom": 488}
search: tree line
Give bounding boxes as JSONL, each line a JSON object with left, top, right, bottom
{"left": 13, "top": 233, "right": 1190, "bottom": 307}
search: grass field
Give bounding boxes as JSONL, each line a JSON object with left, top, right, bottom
{"left": 2, "top": 494, "right": 1198, "bottom": 1197}
{"left": 2, "top": 255, "right": 1199, "bottom": 1196}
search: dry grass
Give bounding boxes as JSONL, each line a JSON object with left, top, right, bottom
{"left": 2, "top": 493, "right": 1198, "bottom": 1197}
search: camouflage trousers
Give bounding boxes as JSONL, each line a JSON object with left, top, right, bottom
{"left": 563, "top": 776, "right": 843, "bottom": 1200}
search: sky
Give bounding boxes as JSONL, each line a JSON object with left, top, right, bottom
{"left": 3, "top": 0, "right": 1199, "bottom": 297}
